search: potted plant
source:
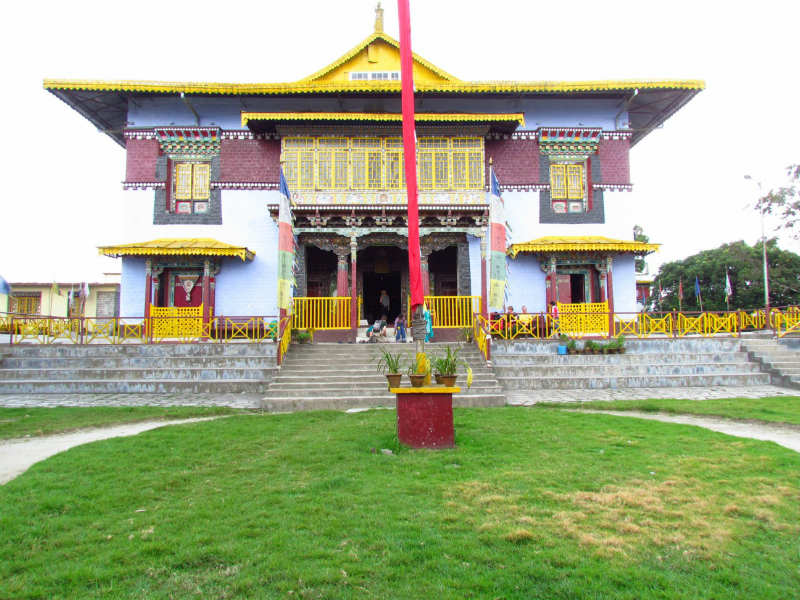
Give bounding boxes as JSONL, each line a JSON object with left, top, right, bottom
{"left": 408, "top": 353, "right": 430, "bottom": 387}
{"left": 566, "top": 338, "right": 577, "bottom": 355}
{"left": 557, "top": 334, "right": 570, "bottom": 356}
{"left": 376, "top": 347, "right": 404, "bottom": 389}
{"left": 432, "top": 345, "right": 465, "bottom": 387}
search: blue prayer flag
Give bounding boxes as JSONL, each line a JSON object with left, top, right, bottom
{"left": 694, "top": 276, "right": 701, "bottom": 299}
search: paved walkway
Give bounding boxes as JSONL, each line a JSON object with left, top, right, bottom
{"left": 0, "top": 393, "right": 262, "bottom": 409}
{"left": 0, "top": 417, "right": 221, "bottom": 485}
{"left": 570, "top": 409, "right": 800, "bottom": 454}
{"left": 506, "top": 385, "right": 799, "bottom": 406}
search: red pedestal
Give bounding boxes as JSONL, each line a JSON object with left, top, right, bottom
{"left": 392, "top": 387, "right": 459, "bottom": 449}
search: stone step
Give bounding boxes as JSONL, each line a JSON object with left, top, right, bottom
{"left": 263, "top": 382, "right": 503, "bottom": 397}
{"left": 491, "top": 352, "right": 750, "bottom": 366}
{"left": 259, "top": 392, "right": 506, "bottom": 412}
{"left": 493, "top": 362, "right": 762, "bottom": 378}
{"left": 271, "top": 373, "right": 495, "bottom": 384}
{"left": 0, "top": 367, "right": 277, "bottom": 381}
{"left": 498, "top": 372, "right": 770, "bottom": 390}
{"left": 1, "top": 356, "right": 277, "bottom": 369}
{"left": 493, "top": 339, "right": 744, "bottom": 355}
{"left": 0, "top": 379, "right": 271, "bottom": 394}
{"left": 4, "top": 343, "right": 277, "bottom": 358}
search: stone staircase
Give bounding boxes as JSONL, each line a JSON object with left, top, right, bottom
{"left": 492, "top": 338, "right": 770, "bottom": 390}
{"left": 260, "top": 341, "right": 504, "bottom": 412}
{"left": 0, "top": 343, "right": 278, "bottom": 394}
{"left": 741, "top": 337, "right": 800, "bottom": 389}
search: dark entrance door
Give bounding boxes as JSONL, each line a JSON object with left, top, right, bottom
{"left": 363, "top": 271, "right": 401, "bottom": 323}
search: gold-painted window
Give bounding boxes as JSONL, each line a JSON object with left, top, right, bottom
{"left": 281, "top": 136, "right": 484, "bottom": 192}
{"left": 173, "top": 162, "right": 211, "bottom": 214}
{"left": 550, "top": 163, "right": 585, "bottom": 200}
{"left": 10, "top": 294, "right": 40, "bottom": 315}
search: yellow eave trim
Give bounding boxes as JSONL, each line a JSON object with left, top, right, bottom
{"left": 97, "top": 238, "right": 255, "bottom": 262}
{"left": 508, "top": 236, "right": 660, "bottom": 258}
{"left": 44, "top": 78, "right": 706, "bottom": 96}
{"left": 241, "top": 111, "right": 525, "bottom": 127}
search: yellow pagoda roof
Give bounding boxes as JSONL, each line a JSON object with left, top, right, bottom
{"left": 241, "top": 111, "right": 525, "bottom": 127}
{"left": 98, "top": 239, "right": 255, "bottom": 261}
{"left": 507, "top": 236, "right": 660, "bottom": 257}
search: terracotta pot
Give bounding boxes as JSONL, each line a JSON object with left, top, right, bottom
{"left": 409, "top": 374, "right": 426, "bottom": 387}
{"left": 438, "top": 374, "right": 457, "bottom": 387}
{"left": 386, "top": 373, "right": 402, "bottom": 389}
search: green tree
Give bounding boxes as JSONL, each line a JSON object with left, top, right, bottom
{"left": 652, "top": 240, "right": 800, "bottom": 311}
{"left": 755, "top": 164, "right": 800, "bottom": 236}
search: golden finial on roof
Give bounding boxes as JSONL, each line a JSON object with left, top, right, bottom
{"left": 374, "top": 2, "right": 384, "bottom": 33}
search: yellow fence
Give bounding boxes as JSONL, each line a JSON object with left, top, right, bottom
{"left": 556, "top": 301, "right": 609, "bottom": 337}
{"left": 407, "top": 295, "right": 481, "bottom": 328}
{"left": 292, "top": 297, "right": 351, "bottom": 330}
{"left": 151, "top": 306, "right": 203, "bottom": 339}
{"left": 776, "top": 306, "right": 800, "bottom": 337}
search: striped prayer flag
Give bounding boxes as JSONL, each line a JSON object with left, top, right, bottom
{"left": 488, "top": 166, "right": 507, "bottom": 310}
{"left": 277, "top": 167, "right": 295, "bottom": 312}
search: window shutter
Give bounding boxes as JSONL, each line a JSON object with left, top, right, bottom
{"left": 566, "top": 164, "right": 584, "bottom": 200}
{"left": 550, "top": 164, "right": 567, "bottom": 199}
{"left": 174, "top": 163, "right": 193, "bottom": 200}
{"left": 192, "top": 163, "right": 210, "bottom": 199}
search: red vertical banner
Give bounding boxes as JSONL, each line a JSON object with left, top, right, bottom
{"left": 397, "top": 0, "right": 423, "bottom": 311}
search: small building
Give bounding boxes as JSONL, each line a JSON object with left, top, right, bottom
{"left": 5, "top": 282, "right": 120, "bottom": 320}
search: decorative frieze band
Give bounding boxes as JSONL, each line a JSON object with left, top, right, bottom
{"left": 122, "top": 181, "right": 165, "bottom": 190}
{"left": 211, "top": 182, "right": 280, "bottom": 190}
{"left": 487, "top": 129, "right": 633, "bottom": 141}
{"left": 124, "top": 129, "right": 280, "bottom": 141}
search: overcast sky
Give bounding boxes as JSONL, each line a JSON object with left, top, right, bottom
{"left": 1, "top": 0, "right": 797, "bottom": 283}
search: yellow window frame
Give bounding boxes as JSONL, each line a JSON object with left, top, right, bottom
{"left": 174, "top": 162, "right": 210, "bottom": 200}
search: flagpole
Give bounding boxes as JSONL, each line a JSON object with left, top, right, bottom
{"left": 397, "top": 0, "right": 425, "bottom": 357}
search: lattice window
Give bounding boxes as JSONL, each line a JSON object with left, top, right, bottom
{"left": 280, "top": 136, "right": 484, "bottom": 192}
{"left": 10, "top": 294, "right": 40, "bottom": 315}
{"left": 550, "top": 162, "right": 586, "bottom": 213}
{"left": 173, "top": 162, "right": 210, "bottom": 213}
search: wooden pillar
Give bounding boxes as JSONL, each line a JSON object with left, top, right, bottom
{"left": 606, "top": 257, "right": 615, "bottom": 338}
{"left": 350, "top": 233, "right": 358, "bottom": 338}
{"left": 336, "top": 251, "right": 349, "bottom": 297}
{"left": 421, "top": 251, "right": 430, "bottom": 297}
{"left": 144, "top": 259, "right": 153, "bottom": 320}
{"left": 201, "top": 260, "right": 211, "bottom": 340}
{"left": 479, "top": 233, "right": 488, "bottom": 319}
{"left": 547, "top": 257, "right": 557, "bottom": 305}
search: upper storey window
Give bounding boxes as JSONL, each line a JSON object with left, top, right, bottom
{"left": 550, "top": 162, "right": 586, "bottom": 213}
{"left": 173, "top": 162, "right": 210, "bottom": 214}
{"left": 282, "top": 136, "right": 484, "bottom": 192}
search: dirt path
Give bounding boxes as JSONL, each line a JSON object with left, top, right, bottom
{"left": 0, "top": 417, "right": 220, "bottom": 485}
{"left": 572, "top": 410, "right": 800, "bottom": 454}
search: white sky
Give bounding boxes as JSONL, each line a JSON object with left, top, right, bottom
{"left": 1, "top": 0, "right": 797, "bottom": 283}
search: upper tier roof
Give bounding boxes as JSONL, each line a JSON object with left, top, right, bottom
{"left": 44, "top": 26, "right": 703, "bottom": 148}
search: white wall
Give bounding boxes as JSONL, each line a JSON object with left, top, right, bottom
{"left": 506, "top": 254, "right": 546, "bottom": 313}
{"left": 121, "top": 257, "right": 146, "bottom": 317}
{"left": 612, "top": 254, "right": 637, "bottom": 314}
{"left": 119, "top": 189, "right": 279, "bottom": 317}
{"left": 467, "top": 234, "right": 482, "bottom": 299}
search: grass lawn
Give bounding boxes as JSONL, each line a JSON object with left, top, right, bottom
{"left": 1, "top": 407, "right": 798, "bottom": 599}
{"left": 0, "top": 406, "right": 242, "bottom": 440}
{"left": 537, "top": 397, "right": 800, "bottom": 426}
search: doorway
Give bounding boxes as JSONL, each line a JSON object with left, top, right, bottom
{"left": 363, "top": 272, "right": 401, "bottom": 323}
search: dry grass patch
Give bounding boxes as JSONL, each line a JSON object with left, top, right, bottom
{"left": 446, "top": 474, "right": 799, "bottom": 559}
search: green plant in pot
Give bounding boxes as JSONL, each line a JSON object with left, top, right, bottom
{"left": 407, "top": 353, "right": 430, "bottom": 387}
{"left": 376, "top": 347, "right": 404, "bottom": 389}
{"left": 433, "top": 345, "right": 470, "bottom": 387}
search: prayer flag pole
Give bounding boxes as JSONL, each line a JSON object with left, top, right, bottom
{"left": 397, "top": 0, "right": 425, "bottom": 356}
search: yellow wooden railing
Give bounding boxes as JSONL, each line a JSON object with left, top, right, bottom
{"left": 151, "top": 306, "right": 204, "bottom": 339}
{"left": 776, "top": 306, "right": 800, "bottom": 337}
{"left": 557, "top": 301, "right": 609, "bottom": 337}
{"left": 407, "top": 295, "right": 481, "bottom": 328}
{"left": 292, "top": 296, "right": 351, "bottom": 330}
{"left": 278, "top": 315, "right": 292, "bottom": 364}
{"left": 473, "top": 314, "right": 491, "bottom": 361}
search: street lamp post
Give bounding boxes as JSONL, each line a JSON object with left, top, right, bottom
{"left": 744, "top": 175, "right": 771, "bottom": 313}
